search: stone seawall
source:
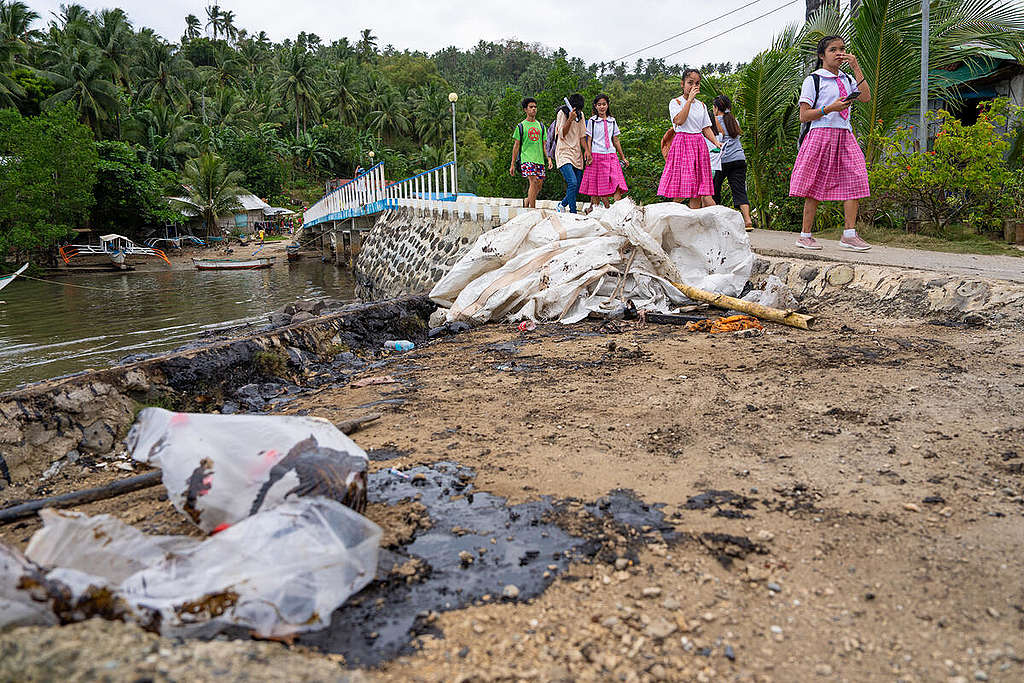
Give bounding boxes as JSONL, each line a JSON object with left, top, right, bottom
{"left": 0, "top": 296, "right": 434, "bottom": 485}
{"left": 751, "top": 256, "right": 1024, "bottom": 324}
{"left": 354, "top": 206, "right": 498, "bottom": 300}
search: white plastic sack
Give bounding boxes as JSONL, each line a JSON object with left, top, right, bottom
{"left": 127, "top": 408, "right": 369, "bottom": 532}
{"left": 430, "top": 198, "right": 754, "bottom": 324}
{"left": 6, "top": 501, "right": 381, "bottom": 637}
{"left": 742, "top": 275, "right": 799, "bottom": 310}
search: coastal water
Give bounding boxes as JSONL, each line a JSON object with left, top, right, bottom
{"left": 0, "top": 260, "right": 356, "bottom": 391}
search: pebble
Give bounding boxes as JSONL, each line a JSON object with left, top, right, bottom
{"left": 815, "top": 663, "right": 833, "bottom": 676}
{"left": 662, "top": 597, "right": 681, "bottom": 611}
{"left": 642, "top": 587, "right": 662, "bottom": 598}
{"left": 904, "top": 503, "right": 921, "bottom": 512}
{"left": 502, "top": 584, "right": 520, "bottom": 600}
{"left": 615, "top": 558, "right": 630, "bottom": 570}
{"left": 770, "top": 625, "right": 783, "bottom": 634}
{"left": 974, "top": 671, "right": 989, "bottom": 681}
{"left": 940, "top": 507, "right": 954, "bottom": 517}
{"left": 702, "top": 612, "right": 716, "bottom": 622}
{"left": 115, "top": 462, "right": 134, "bottom": 471}
{"left": 766, "top": 582, "right": 782, "bottom": 593}
{"left": 458, "top": 551, "right": 474, "bottom": 566}
{"left": 645, "top": 617, "right": 678, "bottom": 640}
{"left": 756, "top": 530, "right": 775, "bottom": 542}
{"left": 987, "top": 607, "right": 999, "bottom": 618}
{"left": 724, "top": 644, "right": 736, "bottom": 661}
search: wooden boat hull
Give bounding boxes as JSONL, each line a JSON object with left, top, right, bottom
{"left": 0, "top": 263, "right": 28, "bottom": 292}
{"left": 192, "top": 257, "right": 275, "bottom": 270}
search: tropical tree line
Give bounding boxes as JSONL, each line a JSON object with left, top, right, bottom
{"left": 2, "top": 0, "right": 1023, "bottom": 257}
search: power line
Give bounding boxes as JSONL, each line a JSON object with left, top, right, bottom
{"left": 610, "top": 0, "right": 773, "bottom": 64}
{"left": 661, "top": 0, "right": 802, "bottom": 61}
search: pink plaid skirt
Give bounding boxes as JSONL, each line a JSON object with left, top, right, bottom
{"left": 580, "top": 152, "right": 628, "bottom": 197}
{"left": 790, "top": 127, "right": 870, "bottom": 201}
{"left": 658, "top": 132, "right": 713, "bottom": 198}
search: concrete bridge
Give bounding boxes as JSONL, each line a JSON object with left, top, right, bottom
{"left": 301, "top": 161, "right": 589, "bottom": 266}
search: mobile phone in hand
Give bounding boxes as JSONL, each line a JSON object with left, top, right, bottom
{"left": 843, "top": 91, "right": 861, "bottom": 102}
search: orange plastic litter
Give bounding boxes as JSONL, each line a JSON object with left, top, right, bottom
{"left": 685, "top": 315, "right": 764, "bottom": 334}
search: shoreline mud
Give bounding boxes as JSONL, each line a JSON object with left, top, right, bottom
{"left": 3, "top": 256, "right": 1024, "bottom": 681}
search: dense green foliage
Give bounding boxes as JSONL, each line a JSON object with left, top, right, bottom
{"left": 1, "top": 0, "right": 1023, "bottom": 258}
{"left": 0, "top": 105, "right": 97, "bottom": 257}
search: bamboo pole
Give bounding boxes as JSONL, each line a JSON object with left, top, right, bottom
{"left": 670, "top": 281, "right": 816, "bottom": 330}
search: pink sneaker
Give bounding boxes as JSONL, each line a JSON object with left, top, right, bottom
{"left": 839, "top": 235, "right": 872, "bottom": 251}
{"left": 795, "top": 235, "right": 822, "bottom": 250}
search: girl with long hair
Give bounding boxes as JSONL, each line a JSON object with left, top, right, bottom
{"left": 658, "top": 68, "right": 721, "bottom": 208}
{"left": 580, "top": 94, "right": 629, "bottom": 208}
{"left": 789, "top": 35, "right": 872, "bottom": 251}
{"left": 711, "top": 94, "right": 753, "bottom": 230}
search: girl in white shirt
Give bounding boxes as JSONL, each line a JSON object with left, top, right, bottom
{"left": 580, "top": 94, "right": 629, "bottom": 208}
{"left": 789, "top": 35, "right": 873, "bottom": 251}
{"left": 657, "top": 69, "right": 722, "bottom": 209}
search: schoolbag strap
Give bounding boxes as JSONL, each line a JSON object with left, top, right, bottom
{"left": 811, "top": 73, "right": 821, "bottom": 108}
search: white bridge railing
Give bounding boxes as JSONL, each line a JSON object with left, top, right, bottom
{"left": 303, "top": 161, "right": 457, "bottom": 228}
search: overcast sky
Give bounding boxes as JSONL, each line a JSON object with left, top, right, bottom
{"left": 23, "top": 0, "right": 809, "bottom": 68}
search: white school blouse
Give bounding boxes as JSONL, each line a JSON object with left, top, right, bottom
{"left": 669, "top": 97, "right": 712, "bottom": 134}
{"left": 800, "top": 68, "right": 858, "bottom": 132}
{"left": 585, "top": 116, "right": 621, "bottom": 155}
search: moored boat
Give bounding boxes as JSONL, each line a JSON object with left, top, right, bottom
{"left": 0, "top": 263, "right": 28, "bottom": 294}
{"left": 192, "top": 256, "right": 275, "bottom": 270}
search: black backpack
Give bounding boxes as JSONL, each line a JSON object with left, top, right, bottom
{"left": 514, "top": 122, "right": 524, "bottom": 174}
{"left": 797, "top": 74, "right": 821, "bottom": 148}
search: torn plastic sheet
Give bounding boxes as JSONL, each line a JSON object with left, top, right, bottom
{"left": 2, "top": 500, "right": 381, "bottom": 637}
{"left": 126, "top": 408, "right": 369, "bottom": 533}
{"left": 430, "top": 198, "right": 754, "bottom": 324}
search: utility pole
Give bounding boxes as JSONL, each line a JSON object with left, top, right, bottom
{"left": 919, "top": 0, "right": 930, "bottom": 150}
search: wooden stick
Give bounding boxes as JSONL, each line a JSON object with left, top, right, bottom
{"left": 0, "top": 471, "right": 163, "bottom": 525}
{"left": 671, "top": 281, "right": 816, "bottom": 330}
{"left": 336, "top": 412, "right": 382, "bottom": 435}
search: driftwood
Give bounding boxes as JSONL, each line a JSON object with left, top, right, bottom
{"left": 0, "top": 412, "right": 385, "bottom": 526}
{"left": 671, "top": 281, "right": 816, "bottom": 330}
{"left": 336, "top": 412, "right": 382, "bottom": 434}
{"left": 0, "top": 471, "right": 163, "bottom": 525}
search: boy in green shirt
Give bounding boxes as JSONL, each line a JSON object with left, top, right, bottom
{"left": 509, "top": 97, "right": 553, "bottom": 209}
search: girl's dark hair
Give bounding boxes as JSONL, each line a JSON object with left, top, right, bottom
{"left": 568, "top": 93, "right": 585, "bottom": 111}
{"left": 520, "top": 97, "right": 536, "bottom": 110}
{"left": 713, "top": 95, "right": 741, "bottom": 139}
{"left": 814, "top": 35, "right": 844, "bottom": 70}
{"left": 681, "top": 68, "right": 701, "bottom": 84}
{"left": 592, "top": 93, "right": 612, "bottom": 117}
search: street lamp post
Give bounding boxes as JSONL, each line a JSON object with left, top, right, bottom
{"left": 448, "top": 92, "right": 459, "bottom": 196}
{"left": 919, "top": 0, "right": 929, "bottom": 150}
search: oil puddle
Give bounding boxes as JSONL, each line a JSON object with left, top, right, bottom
{"left": 684, "top": 489, "right": 757, "bottom": 519}
{"left": 296, "top": 462, "right": 677, "bottom": 666}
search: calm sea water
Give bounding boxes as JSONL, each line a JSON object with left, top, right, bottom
{"left": 0, "top": 260, "right": 356, "bottom": 391}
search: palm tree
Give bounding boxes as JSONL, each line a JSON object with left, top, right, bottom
{"left": 41, "top": 42, "right": 120, "bottom": 133}
{"left": 132, "top": 39, "right": 191, "bottom": 105}
{"left": 128, "top": 102, "right": 198, "bottom": 170}
{"left": 172, "top": 152, "right": 245, "bottom": 236}
{"left": 323, "top": 60, "right": 362, "bottom": 124}
{"left": 220, "top": 9, "right": 237, "bottom": 44}
{"left": 273, "top": 45, "right": 319, "bottom": 137}
{"left": 87, "top": 8, "right": 132, "bottom": 88}
{"left": 183, "top": 14, "right": 200, "bottom": 41}
{"left": 204, "top": 4, "right": 222, "bottom": 40}
{"left": 414, "top": 88, "right": 451, "bottom": 146}
{"left": 357, "top": 28, "right": 377, "bottom": 60}
{"left": 366, "top": 86, "right": 410, "bottom": 143}
{"left": 0, "top": 1, "right": 40, "bottom": 105}
{"left": 805, "top": 0, "right": 839, "bottom": 21}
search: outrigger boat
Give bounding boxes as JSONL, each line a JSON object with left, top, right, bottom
{"left": 0, "top": 263, "right": 28, "bottom": 294}
{"left": 59, "top": 234, "right": 170, "bottom": 269}
{"left": 192, "top": 256, "right": 275, "bottom": 270}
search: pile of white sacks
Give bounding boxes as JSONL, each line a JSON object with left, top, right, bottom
{"left": 430, "top": 199, "right": 755, "bottom": 324}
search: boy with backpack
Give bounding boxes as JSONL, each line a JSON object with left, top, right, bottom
{"left": 549, "top": 93, "right": 589, "bottom": 213}
{"left": 509, "top": 97, "right": 553, "bottom": 209}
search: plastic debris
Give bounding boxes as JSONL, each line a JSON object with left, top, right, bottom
{"left": 127, "top": 408, "right": 369, "bottom": 532}
{"left": 517, "top": 320, "right": 537, "bottom": 332}
{"left": 741, "top": 275, "right": 799, "bottom": 310}
{"left": 686, "top": 315, "right": 765, "bottom": 334}
{"left": 3, "top": 501, "right": 380, "bottom": 637}
{"left": 383, "top": 340, "right": 415, "bottom": 351}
